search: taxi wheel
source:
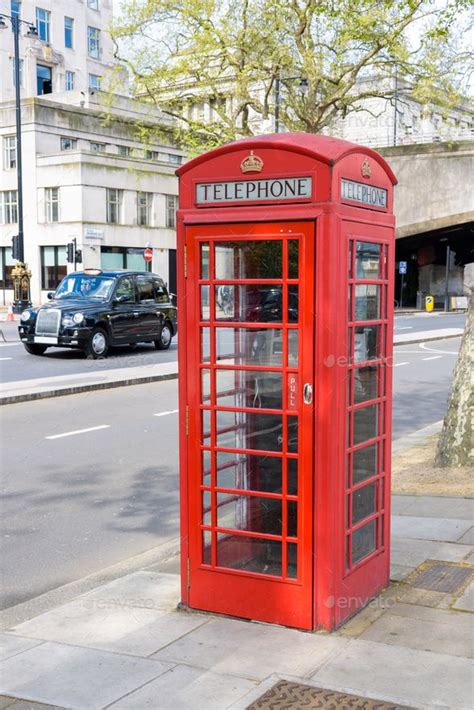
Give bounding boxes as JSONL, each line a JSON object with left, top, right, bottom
{"left": 24, "top": 343, "right": 48, "bottom": 356}
{"left": 155, "top": 322, "right": 172, "bottom": 350}
{"left": 84, "top": 327, "right": 109, "bottom": 359}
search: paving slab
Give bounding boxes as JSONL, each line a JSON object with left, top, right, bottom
{"left": 0, "top": 641, "right": 173, "bottom": 709}
{"left": 0, "top": 635, "right": 43, "bottom": 663}
{"left": 391, "top": 537, "right": 471, "bottom": 567}
{"left": 453, "top": 581, "right": 474, "bottom": 612}
{"left": 464, "top": 552, "right": 474, "bottom": 565}
{"left": 311, "top": 638, "right": 474, "bottom": 709}
{"left": 391, "top": 495, "right": 474, "bottom": 520}
{"left": 360, "top": 602, "right": 474, "bottom": 658}
{"left": 389, "top": 564, "right": 414, "bottom": 582}
{"left": 109, "top": 664, "right": 257, "bottom": 710}
{"left": 457, "top": 526, "right": 474, "bottom": 545}
{"left": 152, "top": 617, "right": 348, "bottom": 681}
{"left": 0, "top": 700, "right": 62, "bottom": 710}
{"left": 8, "top": 600, "right": 208, "bottom": 658}
{"left": 82, "top": 571, "right": 180, "bottom": 612}
{"left": 391, "top": 515, "right": 473, "bottom": 543}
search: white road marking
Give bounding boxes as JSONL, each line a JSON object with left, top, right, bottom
{"left": 394, "top": 326, "right": 413, "bottom": 330}
{"left": 394, "top": 362, "right": 410, "bottom": 367}
{"left": 0, "top": 357, "right": 12, "bottom": 361}
{"left": 46, "top": 425, "right": 110, "bottom": 440}
{"left": 422, "top": 355, "right": 443, "bottom": 361}
{"left": 419, "top": 342, "right": 459, "bottom": 355}
{"left": 153, "top": 409, "right": 179, "bottom": 417}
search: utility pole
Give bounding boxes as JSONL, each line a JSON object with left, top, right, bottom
{"left": 444, "top": 245, "right": 451, "bottom": 312}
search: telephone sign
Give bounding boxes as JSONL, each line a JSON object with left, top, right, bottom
{"left": 399, "top": 261, "right": 407, "bottom": 274}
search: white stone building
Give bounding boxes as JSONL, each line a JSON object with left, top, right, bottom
{"left": 0, "top": 0, "right": 184, "bottom": 306}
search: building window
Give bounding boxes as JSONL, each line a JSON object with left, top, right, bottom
{"left": 165, "top": 194, "right": 177, "bottom": 228}
{"left": 60, "top": 136, "right": 77, "bottom": 151}
{"left": 137, "top": 192, "right": 152, "bottom": 226}
{"left": 3, "top": 136, "right": 17, "bottom": 170}
{"left": 101, "top": 247, "right": 149, "bottom": 272}
{"left": 0, "top": 248, "right": 16, "bottom": 289}
{"left": 87, "top": 0, "right": 99, "bottom": 9}
{"left": 64, "top": 17, "right": 74, "bottom": 48}
{"left": 90, "top": 142, "right": 106, "bottom": 153}
{"left": 168, "top": 154, "right": 182, "bottom": 164}
{"left": 36, "top": 7, "right": 51, "bottom": 42}
{"left": 106, "top": 188, "right": 122, "bottom": 224}
{"left": 145, "top": 150, "right": 159, "bottom": 161}
{"left": 0, "top": 191, "right": 18, "bottom": 224}
{"left": 89, "top": 74, "right": 101, "bottom": 91}
{"left": 65, "top": 70, "right": 75, "bottom": 91}
{"left": 87, "top": 26, "right": 100, "bottom": 58}
{"left": 117, "top": 145, "right": 131, "bottom": 156}
{"left": 45, "top": 187, "right": 60, "bottom": 223}
{"left": 40, "top": 246, "right": 67, "bottom": 290}
{"left": 12, "top": 58, "right": 24, "bottom": 87}
{"left": 37, "top": 64, "right": 52, "bottom": 95}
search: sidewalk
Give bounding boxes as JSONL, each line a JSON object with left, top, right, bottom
{"left": 0, "top": 493, "right": 472, "bottom": 710}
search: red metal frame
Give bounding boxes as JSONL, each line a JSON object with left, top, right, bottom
{"left": 177, "top": 133, "right": 396, "bottom": 631}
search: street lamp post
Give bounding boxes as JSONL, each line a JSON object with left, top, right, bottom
{"left": 274, "top": 75, "right": 309, "bottom": 133}
{"left": 0, "top": 12, "right": 38, "bottom": 313}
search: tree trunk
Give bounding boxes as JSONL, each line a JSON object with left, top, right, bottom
{"left": 435, "top": 293, "right": 473, "bottom": 467}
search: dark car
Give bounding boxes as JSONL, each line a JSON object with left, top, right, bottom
{"left": 18, "top": 269, "right": 177, "bottom": 358}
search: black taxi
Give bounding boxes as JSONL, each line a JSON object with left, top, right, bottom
{"left": 19, "top": 269, "right": 177, "bottom": 358}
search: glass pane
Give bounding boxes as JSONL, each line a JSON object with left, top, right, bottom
{"left": 217, "top": 534, "right": 281, "bottom": 576}
{"left": 353, "top": 444, "right": 377, "bottom": 484}
{"left": 201, "top": 328, "right": 210, "bottom": 363}
{"left": 288, "top": 458, "right": 298, "bottom": 495}
{"left": 201, "top": 369, "right": 211, "bottom": 403}
{"left": 288, "top": 285, "right": 299, "bottom": 322}
{"left": 287, "top": 542, "right": 297, "bottom": 578}
{"left": 354, "top": 366, "right": 379, "bottom": 404}
{"left": 215, "top": 285, "right": 284, "bottom": 323}
{"left": 216, "top": 327, "right": 283, "bottom": 366}
{"left": 200, "top": 285, "right": 210, "bottom": 320}
{"left": 200, "top": 243, "right": 209, "bottom": 279}
{"left": 216, "top": 369, "right": 282, "bottom": 409}
{"left": 217, "top": 493, "right": 282, "bottom": 535}
{"left": 356, "top": 242, "right": 380, "bottom": 279}
{"left": 353, "top": 405, "right": 378, "bottom": 445}
{"left": 216, "top": 452, "right": 282, "bottom": 493}
{"left": 355, "top": 285, "right": 380, "bottom": 320}
{"left": 202, "top": 450, "right": 211, "bottom": 484}
{"left": 215, "top": 240, "right": 282, "bottom": 280}
{"left": 288, "top": 330, "right": 298, "bottom": 367}
{"left": 201, "top": 409, "right": 211, "bottom": 443}
{"left": 354, "top": 325, "right": 382, "bottom": 362}
{"left": 202, "top": 531, "right": 212, "bottom": 564}
{"left": 202, "top": 490, "right": 211, "bottom": 525}
{"left": 352, "top": 483, "right": 376, "bottom": 524}
{"left": 288, "top": 240, "right": 299, "bottom": 279}
{"left": 287, "top": 416, "right": 298, "bottom": 453}
{"left": 216, "top": 411, "right": 282, "bottom": 452}
{"left": 42, "top": 246, "right": 55, "bottom": 266}
{"left": 287, "top": 500, "right": 297, "bottom": 537}
{"left": 352, "top": 520, "right": 376, "bottom": 564}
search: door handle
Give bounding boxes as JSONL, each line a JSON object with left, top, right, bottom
{"left": 303, "top": 383, "right": 313, "bottom": 405}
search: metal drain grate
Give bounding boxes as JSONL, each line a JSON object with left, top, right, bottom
{"left": 246, "top": 680, "right": 413, "bottom": 710}
{"left": 411, "top": 562, "right": 473, "bottom": 593}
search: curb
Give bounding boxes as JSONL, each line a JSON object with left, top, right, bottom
{"left": 392, "top": 332, "right": 462, "bottom": 346}
{"left": 0, "top": 370, "right": 179, "bottom": 406}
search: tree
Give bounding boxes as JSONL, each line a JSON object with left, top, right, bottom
{"left": 111, "top": 0, "right": 472, "bottom": 153}
{"left": 435, "top": 294, "right": 473, "bottom": 468}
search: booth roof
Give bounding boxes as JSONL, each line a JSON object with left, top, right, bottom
{"left": 176, "top": 132, "right": 397, "bottom": 184}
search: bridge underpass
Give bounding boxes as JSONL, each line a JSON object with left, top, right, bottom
{"left": 380, "top": 141, "right": 474, "bottom": 308}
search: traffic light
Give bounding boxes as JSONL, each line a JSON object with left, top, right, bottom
{"left": 75, "top": 249, "right": 83, "bottom": 264}
{"left": 66, "top": 242, "right": 75, "bottom": 263}
{"left": 11, "top": 234, "right": 21, "bottom": 261}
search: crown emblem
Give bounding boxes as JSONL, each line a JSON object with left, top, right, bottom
{"left": 361, "top": 158, "right": 371, "bottom": 178}
{"left": 241, "top": 151, "right": 263, "bottom": 174}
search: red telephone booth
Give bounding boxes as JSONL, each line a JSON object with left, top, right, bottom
{"left": 176, "top": 133, "right": 397, "bottom": 631}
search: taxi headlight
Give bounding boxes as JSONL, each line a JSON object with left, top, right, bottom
{"left": 73, "top": 312, "right": 85, "bottom": 325}
{"left": 21, "top": 310, "right": 32, "bottom": 322}
{"left": 62, "top": 315, "right": 74, "bottom": 327}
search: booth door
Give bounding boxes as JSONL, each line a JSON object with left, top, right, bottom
{"left": 185, "top": 221, "right": 315, "bottom": 629}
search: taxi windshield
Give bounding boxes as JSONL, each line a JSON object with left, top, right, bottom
{"left": 55, "top": 274, "right": 115, "bottom": 300}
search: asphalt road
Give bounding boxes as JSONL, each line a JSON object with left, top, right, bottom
{"left": 0, "top": 312, "right": 464, "bottom": 384}
{"left": 0, "top": 336, "right": 460, "bottom": 610}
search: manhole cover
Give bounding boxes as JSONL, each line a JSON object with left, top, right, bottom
{"left": 246, "top": 680, "right": 413, "bottom": 709}
{"left": 411, "top": 563, "right": 473, "bottom": 593}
